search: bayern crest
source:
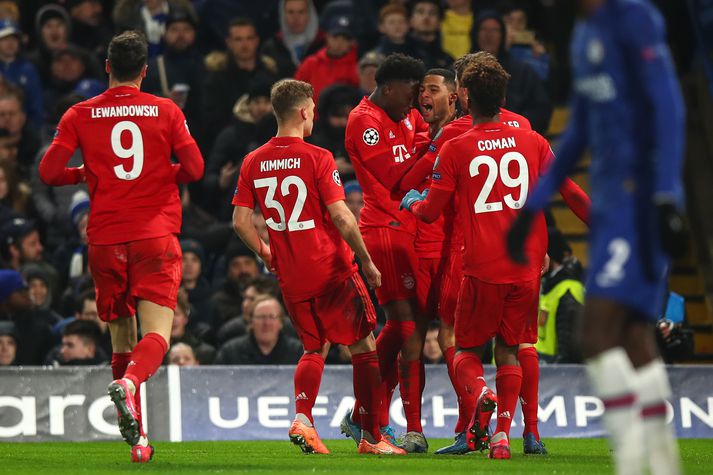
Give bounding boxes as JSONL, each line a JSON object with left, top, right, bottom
{"left": 363, "top": 128, "right": 379, "bottom": 146}
{"left": 402, "top": 273, "right": 415, "bottom": 290}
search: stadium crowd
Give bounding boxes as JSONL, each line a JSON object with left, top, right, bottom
{"left": 0, "top": 0, "right": 679, "bottom": 368}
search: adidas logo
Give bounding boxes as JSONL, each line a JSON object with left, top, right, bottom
{"left": 295, "top": 392, "right": 308, "bottom": 401}
{"left": 389, "top": 131, "right": 396, "bottom": 139}
{"left": 358, "top": 406, "right": 367, "bottom": 415}
{"left": 127, "top": 361, "right": 136, "bottom": 367}
{"left": 499, "top": 411, "right": 511, "bottom": 419}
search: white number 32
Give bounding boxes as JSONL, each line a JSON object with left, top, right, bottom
{"left": 111, "top": 121, "right": 144, "bottom": 180}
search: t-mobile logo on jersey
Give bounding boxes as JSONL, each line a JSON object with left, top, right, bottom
{"left": 392, "top": 144, "right": 411, "bottom": 163}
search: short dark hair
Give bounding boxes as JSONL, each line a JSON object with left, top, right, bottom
{"left": 228, "top": 17, "right": 256, "bottom": 31}
{"left": 245, "top": 275, "right": 281, "bottom": 298}
{"left": 424, "top": 68, "right": 456, "bottom": 91}
{"left": 75, "top": 289, "right": 96, "bottom": 315}
{"left": 408, "top": 0, "right": 443, "bottom": 19}
{"left": 270, "top": 79, "right": 313, "bottom": 122}
{"left": 375, "top": 53, "right": 425, "bottom": 86}
{"left": 461, "top": 54, "right": 510, "bottom": 118}
{"left": 107, "top": 31, "right": 148, "bottom": 82}
{"left": 63, "top": 319, "right": 101, "bottom": 347}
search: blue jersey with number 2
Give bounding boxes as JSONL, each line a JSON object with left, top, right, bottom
{"left": 525, "top": 0, "right": 685, "bottom": 319}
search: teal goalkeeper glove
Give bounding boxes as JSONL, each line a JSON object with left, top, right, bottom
{"left": 400, "top": 189, "right": 428, "bottom": 211}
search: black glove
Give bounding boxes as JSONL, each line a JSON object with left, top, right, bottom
{"left": 656, "top": 200, "right": 688, "bottom": 259}
{"left": 507, "top": 209, "right": 535, "bottom": 264}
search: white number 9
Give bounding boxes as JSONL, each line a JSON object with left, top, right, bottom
{"left": 111, "top": 120, "right": 144, "bottom": 180}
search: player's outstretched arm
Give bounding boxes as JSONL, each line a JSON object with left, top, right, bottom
{"left": 173, "top": 142, "right": 205, "bottom": 184}
{"left": 39, "top": 143, "right": 85, "bottom": 186}
{"left": 558, "top": 178, "right": 591, "bottom": 225}
{"left": 232, "top": 205, "right": 272, "bottom": 270}
{"left": 326, "top": 200, "right": 381, "bottom": 288}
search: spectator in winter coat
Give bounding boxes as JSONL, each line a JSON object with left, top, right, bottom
{"left": 374, "top": 4, "right": 419, "bottom": 58}
{"left": 408, "top": 0, "right": 453, "bottom": 69}
{"left": 294, "top": 15, "right": 359, "bottom": 108}
{"left": 204, "top": 79, "right": 276, "bottom": 220}
{"left": 26, "top": 4, "right": 73, "bottom": 85}
{"left": 200, "top": 17, "right": 278, "bottom": 153}
{"left": 471, "top": 10, "right": 551, "bottom": 132}
{"left": 66, "top": 0, "right": 112, "bottom": 63}
{"left": 261, "top": 0, "right": 324, "bottom": 78}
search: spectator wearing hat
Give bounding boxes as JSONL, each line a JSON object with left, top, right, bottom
{"left": 200, "top": 17, "right": 278, "bottom": 153}
{"left": 409, "top": 0, "right": 453, "bottom": 70}
{"left": 0, "top": 19, "right": 45, "bottom": 128}
{"left": 356, "top": 50, "right": 383, "bottom": 95}
{"left": 113, "top": 0, "right": 198, "bottom": 58}
{"left": 23, "top": 263, "right": 62, "bottom": 323}
{"left": 215, "top": 296, "right": 302, "bottom": 365}
{"left": 374, "top": 4, "right": 419, "bottom": 58}
{"left": 1, "top": 217, "right": 43, "bottom": 270}
{"left": 27, "top": 4, "right": 72, "bottom": 84}
{"left": 142, "top": 8, "right": 203, "bottom": 125}
{"left": 205, "top": 78, "right": 276, "bottom": 221}
{"left": 261, "top": 0, "right": 324, "bottom": 78}
{"left": 66, "top": 0, "right": 112, "bottom": 63}
{"left": 0, "top": 320, "right": 17, "bottom": 366}
{"left": 294, "top": 15, "right": 359, "bottom": 109}
{"left": 308, "top": 83, "right": 361, "bottom": 181}
{"left": 0, "top": 268, "right": 30, "bottom": 313}
{"left": 180, "top": 238, "right": 221, "bottom": 334}
{"left": 210, "top": 240, "right": 263, "bottom": 322}
{"left": 50, "top": 190, "right": 90, "bottom": 283}
{"left": 343, "top": 180, "right": 364, "bottom": 221}
{"left": 0, "top": 89, "right": 41, "bottom": 182}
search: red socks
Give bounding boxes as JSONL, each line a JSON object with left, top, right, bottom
{"left": 518, "top": 346, "right": 540, "bottom": 439}
{"left": 454, "top": 351, "right": 485, "bottom": 431}
{"left": 352, "top": 350, "right": 382, "bottom": 440}
{"left": 495, "top": 365, "right": 523, "bottom": 437}
{"left": 399, "top": 357, "right": 423, "bottom": 432}
{"left": 123, "top": 333, "right": 168, "bottom": 391}
{"left": 373, "top": 320, "right": 415, "bottom": 427}
{"left": 294, "top": 353, "right": 325, "bottom": 425}
{"left": 444, "top": 346, "right": 468, "bottom": 433}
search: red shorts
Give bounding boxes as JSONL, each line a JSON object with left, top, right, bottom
{"left": 454, "top": 276, "right": 539, "bottom": 348}
{"left": 438, "top": 249, "right": 463, "bottom": 327}
{"left": 284, "top": 272, "right": 377, "bottom": 352}
{"left": 89, "top": 234, "right": 182, "bottom": 322}
{"left": 521, "top": 277, "right": 542, "bottom": 344}
{"left": 416, "top": 257, "right": 448, "bottom": 318}
{"left": 361, "top": 227, "right": 418, "bottom": 305}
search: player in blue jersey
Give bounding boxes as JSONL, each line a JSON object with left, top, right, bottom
{"left": 507, "top": 1, "right": 686, "bottom": 474}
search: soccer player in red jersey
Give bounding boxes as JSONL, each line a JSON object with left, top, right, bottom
{"left": 232, "top": 79, "right": 406, "bottom": 456}
{"left": 343, "top": 53, "right": 431, "bottom": 452}
{"left": 401, "top": 58, "right": 588, "bottom": 459}
{"left": 39, "top": 31, "right": 204, "bottom": 463}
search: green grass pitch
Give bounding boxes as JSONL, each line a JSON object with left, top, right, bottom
{"left": 1, "top": 439, "right": 711, "bottom": 474}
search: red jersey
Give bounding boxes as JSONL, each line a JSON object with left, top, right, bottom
{"left": 414, "top": 110, "right": 532, "bottom": 257}
{"left": 345, "top": 97, "right": 429, "bottom": 235}
{"left": 232, "top": 137, "right": 357, "bottom": 302}
{"left": 50, "top": 86, "right": 196, "bottom": 245}
{"left": 430, "top": 123, "right": 550, "bottom": 283}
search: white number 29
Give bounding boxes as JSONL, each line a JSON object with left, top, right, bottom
{"left": 469, "top": 152, "right": 529, "bottom": 214}
{"left": 111, "top": 121, "right": 144, "bottom": 180}
{"left": 254, "top": 176, "right": 315, "bottom": 232}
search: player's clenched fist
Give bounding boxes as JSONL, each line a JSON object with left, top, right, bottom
{"left": 362, "top": 260, "right": 382, "bottom": 289}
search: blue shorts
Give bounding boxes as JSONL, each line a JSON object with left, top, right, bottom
{"left": 585, "top": 195, "right": 669, "bottom": 321}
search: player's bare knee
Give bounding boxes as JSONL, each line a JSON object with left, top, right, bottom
{"left": 494, "top": 338, "right": 519, "bottom": 366}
